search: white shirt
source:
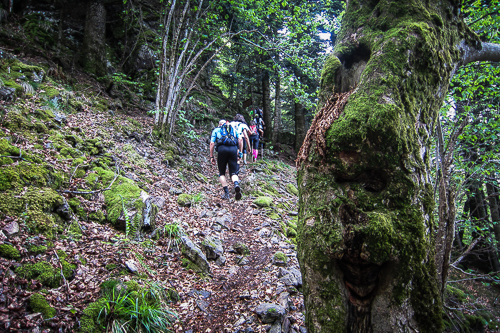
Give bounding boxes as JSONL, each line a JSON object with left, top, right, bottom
{"left": 229, "top": 121, "right": 250, "bottom": 137}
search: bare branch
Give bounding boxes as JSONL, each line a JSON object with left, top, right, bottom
{"left": 461, "top": 41, "right": 500, "bottom": 65}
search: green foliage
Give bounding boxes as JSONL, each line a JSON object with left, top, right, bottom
{"left": 0, "top": 244, "right": 21, "bottom": 260}
{"left": 28, "top": 293, "right": 56, "bottom": 319}
{"left": 95, "top": 282, "right": 177, "bottom": 333}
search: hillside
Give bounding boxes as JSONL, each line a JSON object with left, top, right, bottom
{"left": 0, "top": 47, "right": 307, "bottom": 333}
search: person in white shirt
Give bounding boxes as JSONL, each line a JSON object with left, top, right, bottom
{"left": 230, "top": 114, "right": 252, "bottom": 165}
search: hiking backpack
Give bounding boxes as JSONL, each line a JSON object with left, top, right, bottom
{"left": 217, "top": 123, "right": 238, "bottom": 147}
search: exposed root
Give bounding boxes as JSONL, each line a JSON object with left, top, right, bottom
{"left": 296, "top": 90, "right": 353, "bottom": 166}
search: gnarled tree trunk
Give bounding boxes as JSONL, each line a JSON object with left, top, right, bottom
{"left": 296, "top": 1, "right": 499, "bottom": 332}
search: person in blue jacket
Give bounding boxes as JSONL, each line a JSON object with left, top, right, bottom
{"left": 209, "top": 119, "right": 243, "bottom": 200}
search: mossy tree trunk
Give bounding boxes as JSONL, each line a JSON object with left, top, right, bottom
{"left": 296, "top": 1, "right": 500, "bottom": 332}
{"left": 272, "top": 75, "right": 282, "bottom": 144}
{"left": 82, "top": 0, "right": 107, "bottom": 77}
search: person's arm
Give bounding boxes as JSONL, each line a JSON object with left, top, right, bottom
{"left": 244, "top": 131, "right": 251, "bottom": 151}
{"left": 238, "top": 137, "right": 243, "bottom": 153}
{"left": 209, "top": 142, "right": 216, "bottom": 165}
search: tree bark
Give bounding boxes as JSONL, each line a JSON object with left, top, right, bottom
{"left": 262, "top": 69, "right": 272, "bottom": 140}
{"left": 272, "top": 75, "right": 281, "bottom": 144}
{"left": 486, "top": 182, "right": 500, "bottom": 255}
{"left": 295, "top": 1, "right": 496, "bottom": 332}
{"left": 82, "top": 0, "right": 107, "bottom": 77}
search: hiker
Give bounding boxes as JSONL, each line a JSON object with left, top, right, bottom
{"left": 210, "top": 119, "right": 243, "bottom": 200}
{"left": 249, "top": 120, "right": 261, "bottom": 162}
{"left": 253, "top": 108, "right": 266, "bottom": 158}
{"left": 230, "top": 114, "right": 251, "bottom": 165}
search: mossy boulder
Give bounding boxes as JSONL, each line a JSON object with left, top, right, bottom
{"left": 16, "top": 262, "right": 61, "bottom": 288}
{"left": 234, "top": 242, "right": 250, "bottom": 256}
{"left": 0, "top": 187, "right": 66, "bottom": 238}
{"left": 86, "top": 167, "right": 147, "bottom": 231}
{"left": 28, "top": 293, "right": 56, "bottom": 319}
{"left": 254, "top": 196, "right": 273, "bottom": 207}
{"left": 29, "top": 245, "right": 48, "bottom": 255}
{"left": 286, "top": 183, "right": 299, "bottom": 196}
{"left": 177, "top": 194, "right": 192, "bottom": 207}
{"left": 273, "top": 251, "right": 287, "bottom": 266}
{"left": 0, "top": 161, "right": 64, "bottom": 191}
{"left": 0, "top": 244, "right": 21, "bottom": 260}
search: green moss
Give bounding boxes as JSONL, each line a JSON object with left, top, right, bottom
{"left": 0, "top": 157, "right": 13, "bottom": 165}
{"left": 39, "top": 84, "right": 60, "bottom": 98}
{"left": 87, "top": 167, "right": 145, "bottom": 228}
{"left": 286, "top": 183, "right": 299, "bottom": 196}
{"left": 80, "top": 298, "right": 107, "bottom": 333}
{"left": 28, "top": 293, "right": 56, "bottom": 319}
{"left": 273, "top": 251, "right": 287, "bottom": 264}
{"left": 74, "top": 168, "right": 86, "bottom": 178}
{"left": 105, "top": 264, "right": 117, "bottom": 271}
{"left": 0, "top": 139, "right": 20, "bottom": 156}
{"left": 16, "top": 262, "right": 60, "bottom": 288}
{"left": 234, "top": 242, "right": 250, "bottom": 256}
{"left": 253, "top": 196, "right": 273, "bottom": 207}
{"left": 177, "top": 194, "right": 192, "bottom": 207}
{"left": 0, "top": 187, "right": 65, "bottom": 238}
{"left": 181, "top": 257, "right": 203, "bottom": 273}
{"left": 68, "top": 198, "right": 87, "bottom": 220}
{"left": 89, "top": 211, "right": 105, "bottom": 223}
{"left": 122, "top": 144, "right": 146, "bottom": 167}
{"left": 0, "top": 244, "right": 21, "bottom": 260}
{"left": 29, "top": 245, "right": 48, "bottom": 254}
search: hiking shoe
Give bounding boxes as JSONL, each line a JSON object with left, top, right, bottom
{"left": 222, "top": 192, "right": 230, "bottom": 200}
{"left": 235, "top": 185, "right": 242, "bottom": 200}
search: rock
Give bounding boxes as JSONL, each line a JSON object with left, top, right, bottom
{"left": 278, "top": 267, "right": 302, "bottom": 287}
{"left": 272, "top": 251, "right": 287, "bottom": 266}
{"left": 253, "top": 196, "right": 273, "bottom": 207}
{"left": 238, "top": 257, "right": 250, "bottom": 266}
{"left": 3, "top": 221, "right": 19, "bottom": 236}
{"left": 252, "top": 210, "right": 260, "bottom": 215}
{"left": 180, "top": 235, "right": 211, "bottom": 274}
{"left": 125, "top": 260, "right": 138, "bottom": 274}
{"left": 289, "top": 211, "right": 298, "bottom": 216}
{"left": 239, "top": 290, "right": 251, "bottom": 300}
{"left": 234, "top": 242, "right": 250, "bottom": 255}
{"left": 0, "top": 86, "right": 16, "bottom": 101}
{"left": 299, "top": 327, "right": 307, "bottom": 333}
{"left": 214, "top": 215, "right": 231, "bottom": 227}
{"left": 277, "top": 292, "right": 290, "bottom": 310}
{"left": 215, "top": 255, "right": 226, "bottom": 266}
{"left": 44, "top": 142, "right": 55, "bottom": 149}
{"left": 202, "top": 236, "right": 224, "bottom": 260}
{"left": 56, "top": 198, "right": 72, "bottom": 220}
{"left": 53, "top": 112, "right": 67, "bottom": 124}
{"left": 169, "top": 187, "right": 183, "bottom": 195}
{"left": 177, "top": 194, "right": 192, "bottom": 207}
{"left": 0, "top": 231, "right": 6, "bottom": 241}
{"left": 255, "top": 303, "right": 286, "bottom": 324}
{"left": 245, "top": 327, "right": 255, "bottom": 333}
{"left": 269, "top": 322, "right": 282, "bottom": 333}
{"left": 258, "top": 228, "right": 271, "bottom": 238}
{"left": 285, "top": 184, "right": 298, "bottom": 196}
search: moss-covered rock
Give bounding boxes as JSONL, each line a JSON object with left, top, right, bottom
{"left": 16, "top": 262, "right": 60, "bottom": 288}
{"left": 0, "top": 244, "right": 21, "bottom": 260}
{"left": 273, "top": 251, "right": 287, "bottom": 266}
{"left": 286, "top": 184, "right": 298, "bottom": 196}
{"left": 86, "top": 167, "right": 146, "bottom": 230}
{"left": 28, "top": 293, "right": 56, "bottom": 319}
{"left": 0, "top": 187, "right": 65, "bottom": 238}
{"left": 233, "top": 242, "right": 250, "bottom": 256}
{"left": 29, "top": 245, "right": 48, "bottom": 255}
{"left": 177, "top": 194, "right": 192, "bottom": 207}
{"left": 254, "top": 196, "right": 273, "bottom": 207}
{"left": 0, "top": 162, "right": 63, "bottom": 191}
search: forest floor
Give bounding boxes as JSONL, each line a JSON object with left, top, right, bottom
{"left": 0, "top": 81, "right": 304, "bottom": 332}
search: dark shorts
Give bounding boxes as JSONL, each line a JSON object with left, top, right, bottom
{"left": 243, "top": 140, "right": 247, "bottom": 154}
{"left": 250, "top": 134, "right": 259, "bottom": 150}
{"left": 217, "top": 145, "right": 239, "bottom": 177}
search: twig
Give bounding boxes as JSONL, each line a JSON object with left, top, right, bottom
{"left": 68, "top": 163, "right": 82, "bottom": 184}
{"left": 451, "top": 236, "right": 482, "bottom": 266}
{"left": 53, "top": 249, "right": 70, "bottom": 301}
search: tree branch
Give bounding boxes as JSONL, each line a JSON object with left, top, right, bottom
{"left": 461, "top": 41, "right": 500, "bottom": 65}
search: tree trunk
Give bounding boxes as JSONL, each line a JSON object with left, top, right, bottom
{"left": 295, "top": 1, "right": 487, "bottom": 332}
{"left": 272, "top": 75, "right": 281, "bottom": 144}
{"left": 487, "top": 182, "right": 500, "bottom": 255}
{"left": 262, "top": 70, "right": 272, "bottom": 140}
{"left": 294, "top": 101, "right": 306, "bottom": 153}
{"left": 82, "top": 0, "right": 107, "bottom": 77}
